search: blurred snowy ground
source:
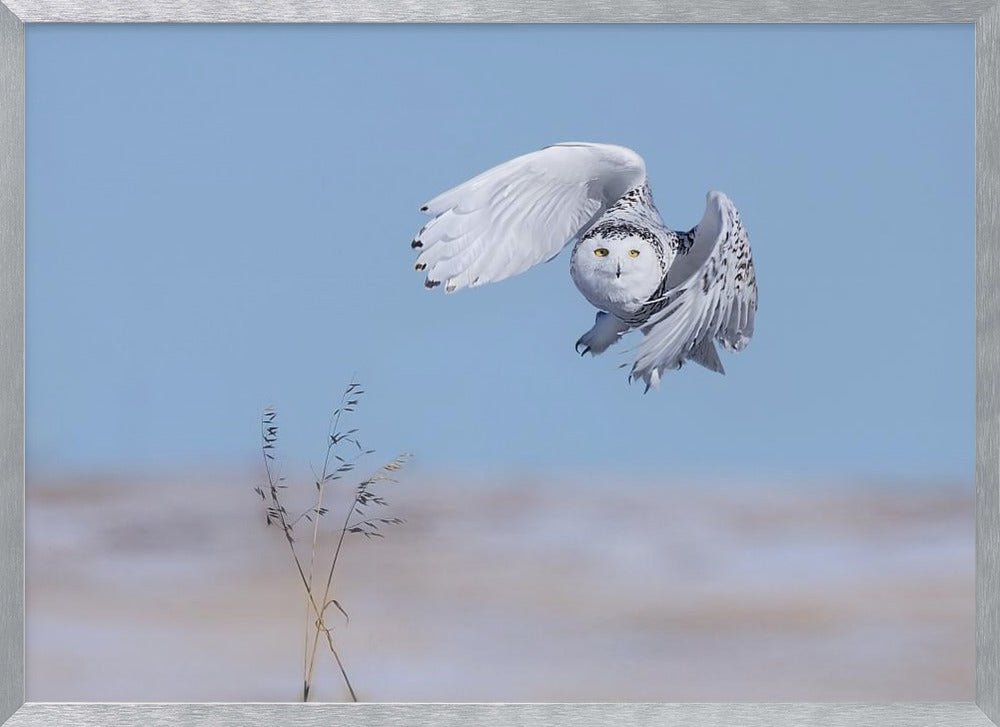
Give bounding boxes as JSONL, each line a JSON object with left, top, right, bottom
{"left": 26, "top": 471, "right": 973, "bottom": 702}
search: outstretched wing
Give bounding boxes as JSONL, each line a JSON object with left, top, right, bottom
{"left": 412, "top": 143, "right": 647, "bottom": 293}
{"left": 631, "top": 191, "right": 757, "bottom": 390}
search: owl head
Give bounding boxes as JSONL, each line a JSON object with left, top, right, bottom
{"left": 572, "top": 227, "right": 664, "bottom": 315}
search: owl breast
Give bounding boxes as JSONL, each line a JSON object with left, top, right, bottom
{"left": 570, "top": 223, "right": 667, "bottom": 320}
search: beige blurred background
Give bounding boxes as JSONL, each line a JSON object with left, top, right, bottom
{"left": 26, "top": 470, "right": 973, "bottom": 702}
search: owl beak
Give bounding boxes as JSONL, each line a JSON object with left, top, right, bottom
{"left": 616, "top": 262, "right": 622, "bottom": 279}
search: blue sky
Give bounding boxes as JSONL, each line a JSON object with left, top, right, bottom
{"left": 25, "top": 24, "right": 974, "bottom": 480}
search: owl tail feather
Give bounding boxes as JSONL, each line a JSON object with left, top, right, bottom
{"left": 688, "top": 337, "right": 725, "bottom": 375}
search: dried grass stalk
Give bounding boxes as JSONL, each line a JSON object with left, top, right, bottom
{"left": 253, "top": 381, "right": 410, "bottom": 702}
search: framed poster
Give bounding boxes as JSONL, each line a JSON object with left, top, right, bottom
{"left": 1, "top": 3, "right": 998, "bottom": 726}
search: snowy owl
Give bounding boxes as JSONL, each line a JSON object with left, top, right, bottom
{"left": 410, "top": 142, "right": 758, "bottom": 390}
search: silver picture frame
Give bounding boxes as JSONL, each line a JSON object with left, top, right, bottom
{"left": 1, "top": 3, "right": 997, "bottom": 725}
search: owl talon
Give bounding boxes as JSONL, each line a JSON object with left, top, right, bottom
{"left": 576, "top": 312, "right": 629, "bottom": 358}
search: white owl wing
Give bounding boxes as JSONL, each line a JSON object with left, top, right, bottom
{"left": 412, "top": 143, "right": 647, "bottom": 293}
{"left": 631, "top": 191, "right": 757, "bottom": 390}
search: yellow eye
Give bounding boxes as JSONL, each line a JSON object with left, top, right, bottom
{"left": 594, "top": 248, "right": 609, "bottom": 257}
{"left": 629, "top": 249, "right": 640, "bottom": 258}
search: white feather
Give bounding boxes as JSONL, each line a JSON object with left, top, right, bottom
{"left": 631, "top": 191, "right": 758, "bottom": 389}
{"left": 411, "top": 144, "right": 758, "bottom": 389}
{"left": 413, "top": 143, "right": 646, "bottom": 293}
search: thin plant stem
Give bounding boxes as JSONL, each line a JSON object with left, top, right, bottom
{"left": 302, "top": 599, "right": 310, "bottom": 701}
{"left": 302, "top": 398, "right": 348, "bottom": 701}
{"left": 303, "top": 383, "right": 369, "bottom": 700}
{"left": 256, "top": 391, "right": 405, "bottom": 705}
{"left": 320, "top": 493, "right": 357, "bottom": 613}
{"left": 261, "top": 414, "right": 356, "bottom": 702}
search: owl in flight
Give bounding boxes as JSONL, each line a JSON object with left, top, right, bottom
{"left": 410, "top": 143, "right": 757, "bottom": 390}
